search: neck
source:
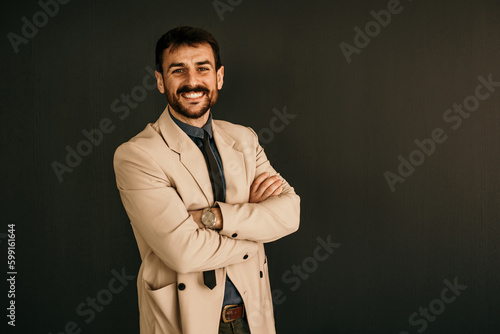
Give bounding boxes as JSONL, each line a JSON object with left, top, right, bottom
{"left": 169, "top": 107, "right": 210, "bottom": 128}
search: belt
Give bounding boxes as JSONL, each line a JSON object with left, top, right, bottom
{"left": 221, "top": 304, "right": 245, "bottom": 323}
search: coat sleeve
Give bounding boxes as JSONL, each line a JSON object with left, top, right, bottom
{"left": 217, "top": 127, "right": 300, "bottom": 243}
{"left": 113, "top": 142, "right": 258, "bottom": 274}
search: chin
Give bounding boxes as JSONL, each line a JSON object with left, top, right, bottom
{"left": 167, "top": 95, "right": 215, "bottom": 120}
{"left": 175, "top": 105, "right": 210, "bottom": 119}
{"left": 182, "top": 105, "right": 209, "bottom": 118}
{"left": 186, "top": 111, "right": 208, "bottom": 119}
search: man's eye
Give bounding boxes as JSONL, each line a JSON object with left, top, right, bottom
{"left": 199, "top": 67, "right": 209, "bottom": 71}
{"left": 172, "top": 69, "right": 183, "bottom": 73}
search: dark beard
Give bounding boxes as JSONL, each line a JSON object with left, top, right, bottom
{"left": 166, "top": 85, "right": 218, "bottom": 119}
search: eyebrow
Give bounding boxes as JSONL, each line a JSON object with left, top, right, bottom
{"left": 167, "top": 60, "right": 213, "bottom": 70}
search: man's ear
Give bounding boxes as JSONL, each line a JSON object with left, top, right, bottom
{"left": 155, "top": 70, "right": 165, "bottom": 94}
{"left": 216, "top": 66, "right": 224, "bottom": 90}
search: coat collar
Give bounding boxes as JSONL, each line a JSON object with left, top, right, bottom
{"left": 156, "top": 106, "right": 247, "bottom": 205}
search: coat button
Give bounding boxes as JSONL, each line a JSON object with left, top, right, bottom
{"left": 243, "top": 254, "right": 248, "bottom": 260}
{"left": 260, "top": 271, "right": 263, "bottom": 278}
{"left": 232, "top": 233, "right": 238, "bottom": 238}
{"left": 178, "top": 283, "right": 186, "bottom": 291}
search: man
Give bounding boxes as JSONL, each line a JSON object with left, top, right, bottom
{"left": 113, "top": 26, "right": 300, "bottom": 334}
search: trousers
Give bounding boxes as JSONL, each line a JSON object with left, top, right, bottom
{"left": 218, "top": 317, "right": 251, "bottom": 334}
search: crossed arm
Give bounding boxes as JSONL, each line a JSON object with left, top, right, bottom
{"left": 114, "top": 129, "right": 300, "bottom": 272}
{"left": 189, "top": 172, "right": 283, "bottom": 229}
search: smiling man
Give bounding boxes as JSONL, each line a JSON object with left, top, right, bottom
{"left": 113, "top": 26, "right": 300, "bottom": 334}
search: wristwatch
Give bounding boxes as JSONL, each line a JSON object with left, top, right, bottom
{"left": 201, "top": 207, "right": 217, "bottom": 229}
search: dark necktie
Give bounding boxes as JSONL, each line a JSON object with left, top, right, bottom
{"left": 202, "top": 130, "right": 224, "bottom": 202}
{"left": 201, "top": 130, "right": 223, "bottom": 289}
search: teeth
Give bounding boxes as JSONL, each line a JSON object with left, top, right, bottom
{"left": 183, "top": 92, "right": 203, "bottom": 98}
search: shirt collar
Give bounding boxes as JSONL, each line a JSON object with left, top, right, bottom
{"left": 169, "top": 106, "right": 213, "bottom": 139}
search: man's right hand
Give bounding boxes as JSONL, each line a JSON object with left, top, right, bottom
{"left": 249, "top": 172, "right": 283, "bottom": 203}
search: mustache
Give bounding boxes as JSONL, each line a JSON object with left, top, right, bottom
{"left": 177, "top": 85, "right": 209, "bottom": 94}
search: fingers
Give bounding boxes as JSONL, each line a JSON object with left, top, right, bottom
{"left": 250, "top": 172, "right": 283, "bottom": 203}
{"left": 250, "top": 172, "right": 270, "bottom": 195}
{"left": 260, "top": 178, "right": 282, "bottom": 199}
{"left": 270, "top": 183, "right": 283, "bottom": 196}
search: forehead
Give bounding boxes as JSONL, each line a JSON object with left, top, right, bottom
{"left": 163, "top": 43, "right": 215, "bottom": 66}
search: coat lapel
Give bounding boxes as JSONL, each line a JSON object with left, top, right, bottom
{"left": 157, "top": 107, "right": 214, "bottom": 205}
{"left": 212, "top": 121, "right": 247, "bottom": 204}
{"left": 157, "top": 106, "right": 248, "bottom": 206}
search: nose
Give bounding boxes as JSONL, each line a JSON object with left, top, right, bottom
{"left": 185, "top": 68, "right": 200, "bottom": 87}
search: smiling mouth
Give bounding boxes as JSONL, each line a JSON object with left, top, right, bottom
{"left": 181, "top": 91, "right": 205, "bottom": 99}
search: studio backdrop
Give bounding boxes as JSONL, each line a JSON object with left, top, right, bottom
{"left": 1, "top": 0, "right": 500, "bottom": 333}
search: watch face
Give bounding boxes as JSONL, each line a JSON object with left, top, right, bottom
{"left": 201, "top": 209, "right": 216, "bottom": 227}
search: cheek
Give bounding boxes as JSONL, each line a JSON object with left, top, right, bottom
{"left": 165, "top": 80, "right": 177, "bottom": 94}
{"left": 212, "top": 77, "right": 220, "bottom": 90}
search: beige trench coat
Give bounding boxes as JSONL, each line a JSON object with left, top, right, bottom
{"left": 113, "top": 107, "right": 300, "bottom": 333}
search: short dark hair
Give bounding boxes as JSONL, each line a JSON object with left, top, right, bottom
{"left": 155, "top": 26, "right": 222, "bottom": 73}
